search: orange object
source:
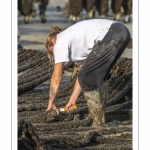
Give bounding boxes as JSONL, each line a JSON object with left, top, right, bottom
{"left": 59, "top": 105, "right": 77, "bottom": 112}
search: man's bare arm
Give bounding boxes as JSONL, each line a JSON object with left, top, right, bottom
{"left": 46, "top": 62, "right": 64, "bottom": 111}
{"left": 65, "top": 77, "right": 82, "bottom": 112}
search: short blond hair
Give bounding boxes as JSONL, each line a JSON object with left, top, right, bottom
{"left": 45, "top": 26, "right": 62, "bottom": 62}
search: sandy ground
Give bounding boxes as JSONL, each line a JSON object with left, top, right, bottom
{"left": 18, "top": 0, "right": 132, "bottom": 59}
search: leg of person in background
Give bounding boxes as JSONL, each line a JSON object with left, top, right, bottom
{"left": 18, "top": 0, "right": 33, "bottom": 24}
{"left": 122, "top": 0, "right": 132, "bottom": 23}
{"left": 68, "top": 0, "right": 83, "bottom": 22}
{"left": 39, "top": 0, "right": 49, "bottom": 23}
{"left": 82, "top": 0, "right": 96, "bottom": 19}
{"left": 111, "top": 0, "right": 123, "bottom": 21}
{"left": 95, "top": 0, "right": 109, "bottom": 19}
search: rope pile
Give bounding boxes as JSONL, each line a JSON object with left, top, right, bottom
{"left": 18, "top": 49, "right": 132, "bottom": 150}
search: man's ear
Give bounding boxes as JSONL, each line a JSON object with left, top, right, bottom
{"left": 51, "top": 38, "right": 56, "bottom": 44}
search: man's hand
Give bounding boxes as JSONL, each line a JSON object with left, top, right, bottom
{"left": 46, "top": 104, "right": 59, "bottom": 115}
{"left": 65, "top": 102, "right": 76, "bottom": 113}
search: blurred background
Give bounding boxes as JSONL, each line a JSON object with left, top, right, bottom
{"left": 18, "top": 0, "right": 132, "bottom": 58}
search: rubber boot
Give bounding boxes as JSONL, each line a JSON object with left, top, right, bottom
{"left": 84, "top": 81, "right": 108, "bottom": 128}
{"left": 99, "top": 81, "right": 107, "bottom": 124}
{"left": 114, "top": 12, "right": 121, "bottom": 21}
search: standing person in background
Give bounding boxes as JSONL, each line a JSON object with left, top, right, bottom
{"left": 45, "top": 19, "right": 131, "bottom": 128}
{"left": 111, "top": 0, "right": 132, "bottom": 23}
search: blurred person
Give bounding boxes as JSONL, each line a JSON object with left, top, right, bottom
{"left": 18, "top": 31, "right": 23, "bottom": 50}
{"left": 82, "top": 0, "right": 96, "bottom": 19}
{"left": 68, "top": 0, "right": 83, "bottom": 22}
{"left": 18, "top": 0, "right": 49, "bottom": 23}
{"left": 95, "top": 0, "right": 109, "bottom": 19}
{"left": 18, "top": 0, "right": 33, "bottom": 24}
{"left": 45, "top": 19, "right": 131, "bottom": 128}
{"left": 111, "top": 0, "right": 132, "bottom": 23}
{"left": 122, "top": 0, "right": 132, "bottom": 23}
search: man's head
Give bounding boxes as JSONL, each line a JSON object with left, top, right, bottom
{"left": 45, "top": 26, "right": 62, "bottom": 62}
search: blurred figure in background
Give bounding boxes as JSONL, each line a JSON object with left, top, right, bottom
{"left": 111, "top": 0, "right": 132, "bottom": 23}
{"left": 68, "top": 0, "right": 83, "bottom": 22}
{"left": 122, "top": 0, "right": 132, "bottom": 23}
{"left": 63, "top": 0, "right": 132, "bottom": 23}
{"left": 64, "top": 0, "right": 109, "bottom": 21}
{"left": 18, "top": 0, "right": 49, "bottom": 23}
{"left": 38, "top": 0, "right": 49, "bottom": 23}
{"left": 18, "top": 31, "right": 23, "bottom": 50}
{"left": 95, "top": 0, "right": 109, "bottom": 19}
{"left": 63, "top": 1, "right": 70, "bottom": 18}
{"left": 82, "top": 0, "right": 96, "bottom": 19}
{"left": 18, "top": 0, "right": 33, "bottom": 24}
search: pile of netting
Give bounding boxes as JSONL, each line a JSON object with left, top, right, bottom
{"left": 18, "top": 49, "right": 132, "bottom": 150}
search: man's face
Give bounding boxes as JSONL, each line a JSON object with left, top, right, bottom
{"left": 48, "top": 45, "right": 54, "bottom": 52}
{"left": 48, "top": 38, "right": 56, "bottom": 52}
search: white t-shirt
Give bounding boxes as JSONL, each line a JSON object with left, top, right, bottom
{"left": 54, "top": 19, "right": 116, "bottom": 65}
